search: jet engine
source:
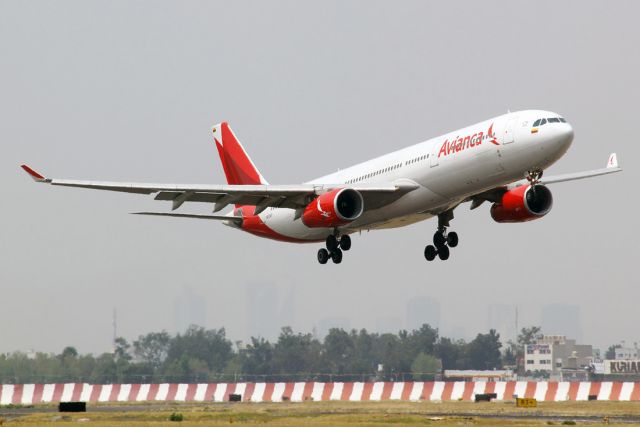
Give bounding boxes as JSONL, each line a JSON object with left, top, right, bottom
{"left": 490, "top": 184, "right": 553, "bottom": 223}
{"left": 302, "top": 188, "right": 364, "bottom": 228}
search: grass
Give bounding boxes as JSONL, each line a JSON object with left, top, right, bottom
{"left": 2, "top": 400, "right": 640, "bottom": 426}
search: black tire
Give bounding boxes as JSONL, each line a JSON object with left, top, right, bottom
{"left": 326, "top": 235, "right": 338, "bottom": 251}
{"left": 424, "top": 245, "right": 437, "bottom": 261}
{"left": 317, "top": 248, "right": 329, "bottom": 264}
{"left": 339, "top": 235, "right": 352, "bottom": 251}
{"left": 447, "top": 231, "right": 459, "bottom": 248}
{"left": 331, "top": 248, "right": 343, "bottom": 264}
{"left": 437, "top": 245, "right": 450, "bottom": 260}
{"left": 433, "top": 231, "right": 446, "bottom": 248}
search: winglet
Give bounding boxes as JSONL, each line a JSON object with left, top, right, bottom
{"left": 607, "top": 153, "right": 619, "bottom": 169}
{"left": 21, "top": 165, "right": 49, "bottom": 182}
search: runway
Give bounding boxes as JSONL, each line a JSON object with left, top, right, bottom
{"left": 3, "top": 401, "right": 640, "bottom": 425}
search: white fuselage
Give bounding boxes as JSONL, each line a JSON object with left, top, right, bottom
{"left": 252, "top": 110, "right": 574, "bottom": 241}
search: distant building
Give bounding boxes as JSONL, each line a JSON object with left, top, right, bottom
{"left": 316, "top": 317, "right": 352, "bottom": 338}
{"left": 524, "top": 335, "right": 592, "bottom": 377}
{"left": 444, "top": 370, "right": 515, "bottom": 382}
{"left": 486, "top": 304, "right": 516, "bottom": 345}
{"left": 541, "top": 304, "right": 583, "bottom": 342}
{"left": 173, "top": 287, "right": 206, "bottom": 333}
{"left": 375, "top": 316, "right": 402, "bottom": 334}
{"left": 615, "top": 347, "right": 639, "bottom": 360}
{"left": 406, "top": 296, "right": 440, "bottom": 330}
{"left": 246, "top": 282, "right": 278, "bottom": 340}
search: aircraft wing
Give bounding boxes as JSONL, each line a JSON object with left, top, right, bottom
{"left": 21, "top": 165, "right": 418, "bottom": 214}
{"left": 467, "top": 153, "right": 622, "bottom": 208}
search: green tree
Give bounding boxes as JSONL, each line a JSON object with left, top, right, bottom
{"left": 165, "top": 325, "right": 233, "bottom": 373}
{"left": 407, "top": 324, "right": 439, "bottom": 355}
{"left": 372, "top": 333, "right": 405, "bottom": 375}
{"left": 271, "top": 327, "right": 321, "bottom": 377}
{"left": 502, "top": 344, "right": 517, "bottom": 367}
{"left": 91, "top": 353, "right": 117, "bottom": 383}
{"left": 435, "top": 337, "right": 467, "bottom": 369}
{"left": 517, "top": 326, "right": 542, "bottom": 346}
{"left": 114, "top": 337, "right": 132, "bottom": 362}
{"left": 133, "top": 331, "right": 171, "bottom": 370}
{"left": 322, "top": 328, "right": 355, "bottom": 374}
{"left": 60, "top": 346, "right": 78, "bottom": 360}
{"left": 240, "top": 337, "right": 274, "bottom": 376}
{"left": 605, "top": 344, "right": 621, "bottom": 359}
{"left": 468, "top": 329, "right": 502, "bottom": 370}
{"left": 163, "top": 354, "right": 211, "bottom": 383}
{"left": 411, "top": 352, "right": 441, "bottom": 380}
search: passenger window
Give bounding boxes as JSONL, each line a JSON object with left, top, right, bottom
{"left": 533, "top": 119, "right": 541, "bottom": 127}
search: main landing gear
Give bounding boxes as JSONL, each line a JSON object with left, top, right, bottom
{"left": 424, "top": 210, "right": 458, "bottom": 262}
{"left": 318, "top": 233, "right": 351, "bottom": 265}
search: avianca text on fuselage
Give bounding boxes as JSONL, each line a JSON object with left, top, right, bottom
{"left": 437, "top": 123, "right": 497, "bottom": 158}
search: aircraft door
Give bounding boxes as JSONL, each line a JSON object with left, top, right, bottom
{"left": 503, "top": 114, "right": 518, "bottom": 144}
{"left": 430, "top": 140, "right": 440, "bottom": 167}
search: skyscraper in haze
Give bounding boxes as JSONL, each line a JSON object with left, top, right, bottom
{"left": 173, "top": 287, "right": 206, "bottom": 333}
{"left": 541, "top": 303, "right": 583, "bottom": 341}
{"left": 375, "top": 316, "right": 402, "bottom": 334}
{"left": 316, "top": 317, "right": 352, "bottom": 338}
{"left": 406, "top": 296, "right": 441, "bottom": 330}
{"left": 487, "top": 303, "right": 516, "bottom": 344}
{"left": 246, "top": 282, "right": 278, "bottom": 340}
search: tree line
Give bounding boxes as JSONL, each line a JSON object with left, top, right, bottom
{"left": 0, "top": 324, "right": 544, "bottom": 384}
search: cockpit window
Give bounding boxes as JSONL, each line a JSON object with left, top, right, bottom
{"left": 548, "top": 117, "right": 560, "bottom": 123}
{"left": 540, "top": 118, "right": 547, "bottom": 125}
{"left": 559, "top": 117, "right": 566, "bottom": 123}
{"left": 533, "top": 119, "right": 541, "bottom": 127}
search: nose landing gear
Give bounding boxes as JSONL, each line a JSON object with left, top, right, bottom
{"left": 526, "top": 169, "right": 544, "bottom": 186}
{"left": 318, "top": 233, "right": 351, "bottom": 264}
{"left": 424, "top": 210, "right": 458, "bottom": 262}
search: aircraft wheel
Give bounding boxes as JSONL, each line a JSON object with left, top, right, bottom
{"left": 438, "top": 245, "right": 450, "bottom": 261}
{"left": 317, "top": 248, "right": 329, "bottom": 264}
{"left": 447, "top": 232, "right": 459, "bottom": 248}
{"left": 331, "top": 248, "right": 343, "bottom": 264}
{"left": 326, "top": 235, "right": 338, "bottom": 251}
{"left": 340, "top": 235, "right": 352, "bottom": 251}
{"left": 433, "top": 231, "right": 446, "bottom": 248}
{"left": 424, "top": 245, "right": 437, "bottom": 261}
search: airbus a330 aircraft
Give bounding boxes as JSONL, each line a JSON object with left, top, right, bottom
{"left": 22, "top": 110, "right": 621, "bottom": 264}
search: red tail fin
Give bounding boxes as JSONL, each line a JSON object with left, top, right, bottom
{"left": 212, "top": 122, "right": 268, "bottom": 185}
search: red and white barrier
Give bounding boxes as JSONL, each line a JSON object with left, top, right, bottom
{"left": 2, "top": 382, "right": 640, "bottom": 404}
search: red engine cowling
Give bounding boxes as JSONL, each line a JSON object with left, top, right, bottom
{"left": 490, "top": 184, "right": 553, "bottom": 223}
{"left": 302, "top": 188, "right": 364, "bottom": 228}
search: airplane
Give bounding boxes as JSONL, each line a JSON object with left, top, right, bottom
{"left": 21, "top": 110, "right": 621, "bottom": 264}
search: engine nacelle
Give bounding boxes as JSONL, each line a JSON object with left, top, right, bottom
{"left": 302, "top": 188, "right": 364, "bottom": 228}
{"left": 490, "top": 184, "right": 553, "bottom": 223}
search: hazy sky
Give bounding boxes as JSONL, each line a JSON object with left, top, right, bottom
{"left": 1, "top": 1, "right": 637, "bottom": 355}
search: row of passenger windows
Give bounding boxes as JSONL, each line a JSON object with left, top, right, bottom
{"left": 406, "top": 154, "right": 428, "bottom": 165}
{"left": 533, "top": 117, "right": 567, "bottom": 127}
{"left": 346, "top": 162, "right": 403, "bottom": 184}
{"left": 345, "top": 153, "right": 429, "bottom": 184}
